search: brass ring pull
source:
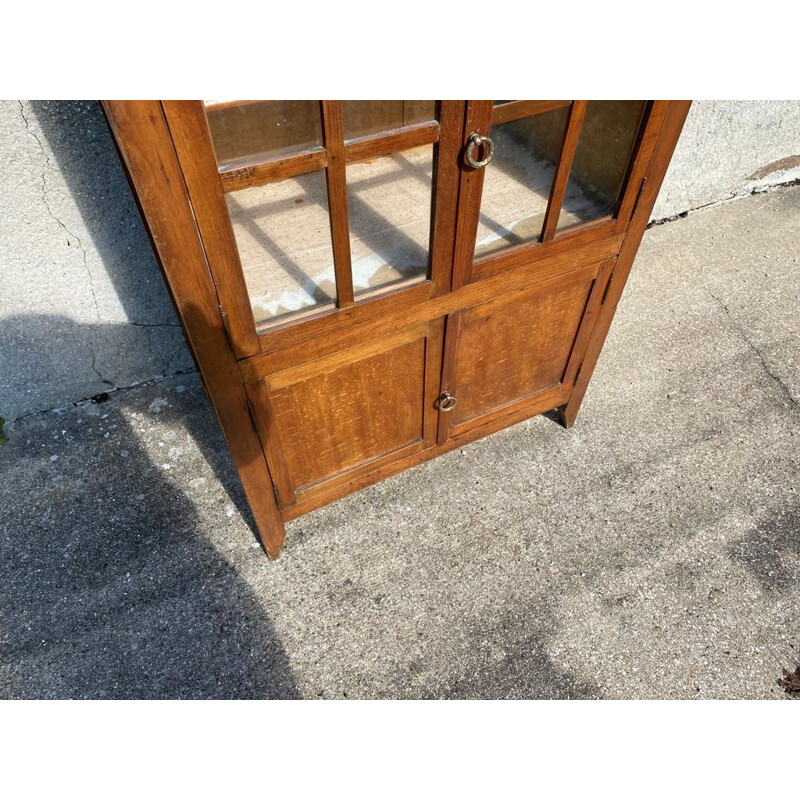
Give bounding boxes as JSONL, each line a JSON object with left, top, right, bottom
{"left": 437, "top": 391, "right": 458, "bottom": 412}
{"left": 464, "top": 132, "right": 495, "bottom": 169}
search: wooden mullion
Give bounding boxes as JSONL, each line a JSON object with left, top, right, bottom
{"left": 429, "top": 101, "right": 467, "bottom": 298}
{"left": 491, "top": 100, "right": 571, "bottom": 125}
{"left": 540, "top": 100, "right": 588, "bottom": 243}
{"left": 320, "top": 100, "right": 354, "bottom": 309}
{"left": 219, "top": 148, "right": 327, "bottom": 192}
{"left": 344, "top": 120, "right": 440, "bottom": 164}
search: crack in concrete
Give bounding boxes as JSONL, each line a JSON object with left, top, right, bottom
{"left": 17, "top": 101, "right": 100, "bottom": 323}
{"left": 708, "top": 290, "right": 800, "bottom": 415}
{"left": 6, "top": 367, "right": 199, "bottom": 425}
{"left": 649, "top": 179, "right": 800, "bottom": 228}
{"left": 18, "top": 101, "right": 114, "bottom": 389}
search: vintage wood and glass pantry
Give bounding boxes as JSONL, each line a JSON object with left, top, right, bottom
{"left": 104, "top": 100, "right": 690, "bottom": 558}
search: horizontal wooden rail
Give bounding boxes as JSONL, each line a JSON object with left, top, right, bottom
{"left": 218, "top": 120, "right": 440, "bottom": 192}
{"left": 491, "top": 100, "right": 571, "bottom": 126}
{"left": 219, "top": 148, "right": 327, "bottom": 192}
{"left": 345, "top": 120, "right": 440, "bottom": 163}
{"left": 204, "top": 99, "right": 266, "bottom": 113}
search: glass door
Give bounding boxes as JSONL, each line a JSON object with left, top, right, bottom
{"left": 451, "top": 100, "right": 654, "bottom": 287}
{"left": 437, "top": 100, "right": 662, "bottom": 445}
{"left": 162, "top": 101, "right": 461, "bottom": 359}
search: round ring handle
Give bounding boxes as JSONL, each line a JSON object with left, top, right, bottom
{"left": 437, "top": 392, "right": 458, "bottom": 412}
{"left": 465, "top": 132, "right": 495, "bottom": 169}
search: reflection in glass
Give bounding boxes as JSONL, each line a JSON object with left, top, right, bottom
{"left": 204, "top": 100, "right": 323, "bottom": 169}
{"left": 225, "top": 170, "right": 336, "bottom": 327}
{"left": 474, "top": 107, "right": 570, "bottom": 259}
{"left": 346, "top": 145, "right": 433, "bottom": 296}
{"left": 557, "top": 100, "right": 646, "bottom": 230}
{"left": 343, "top": 101, "right": 436, "bottom": 139}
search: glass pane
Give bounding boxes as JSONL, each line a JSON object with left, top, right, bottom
{"left": 557, "top": 100, "right": 646, "bottom": 231}
{"left": 343, "top": 101, "right": 436, "bottom": 139}
{"left": 346, "top": 144, "right": 433, "bottom": 296}
{"left": 474, "top": 106, "right": 570, "bottom": 260}
{"left": 225, "top": 170, "right": 336, "bottom": 327}
{"left": 204, "top": 100, "right": 323, "bottom": 169}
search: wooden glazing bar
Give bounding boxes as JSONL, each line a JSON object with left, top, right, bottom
{"left": 540, "top": 100, "right": 588, "bottom": 243}
{"left": 320, "top": 100, "right": 355, "bottom": 308}
{"left": 219, "top": 148, "right": 327, "bottom": 192}
{"left": 344, "top": 120, "right": 440, "bottom": 163}
{"left": 491, "top": 100, "right": 571, "bottom": 126}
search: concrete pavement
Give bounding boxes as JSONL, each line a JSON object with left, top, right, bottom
{"left": 1, "top": 185, "right": 798, "bottom": 699}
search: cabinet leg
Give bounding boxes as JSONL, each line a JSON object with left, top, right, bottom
{"left": 240, "top": 474, "right": 286, "bottom": 559}
{"left": 557, "top": 401, "right": 578, "bottom": 429}
{"left": 254, "top": 510, "right": 286, "bottom": 560}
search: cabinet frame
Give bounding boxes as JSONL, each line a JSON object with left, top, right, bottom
{"left": 103, "top": 100, "right": 691, "bottom": 558}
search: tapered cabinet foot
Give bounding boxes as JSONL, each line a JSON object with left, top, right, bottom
{"left": 259, "top": 520, "right": 286, "bottom": 560}
{"left": 557, "top": 402, "right": 578, "bottom": 429}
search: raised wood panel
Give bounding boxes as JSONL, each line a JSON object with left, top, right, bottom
{"left": 251, "top": 327, "right": 441, "bottom": 498}
{"left": 445, "top": 272, "right": 595, "bottom": 433}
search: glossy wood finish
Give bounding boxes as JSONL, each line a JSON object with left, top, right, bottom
{"left": 541, "top": 100, "right": 588, "bottom": 242}
{"left": 162, "top": 101, "right": 261, "bottom": 358}
{"left": 105, "top": 100, "right": 690, "bottom": 558}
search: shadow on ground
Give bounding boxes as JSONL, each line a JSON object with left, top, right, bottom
{"left": 0, "top": 317, "right": 297, "bottom": 698}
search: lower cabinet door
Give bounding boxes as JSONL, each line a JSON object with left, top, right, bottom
{"left": 437, "top": 262, "right": 609, "bottom": 444}
{"left": 246, "top": 321, "right": 444, "bottom": 513}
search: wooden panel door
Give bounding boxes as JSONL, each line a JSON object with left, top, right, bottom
{"left": 437, "top": 99, "right": 666, "bottom": 444}
{"left": 246, "top": 320, "right": 444, "bottom": 514}
{"left": 437, "top": 261, "right": 611, "bottom": 443}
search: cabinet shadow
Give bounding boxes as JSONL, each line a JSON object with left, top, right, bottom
{"left": 0, "top": 315, "right": 298, "bottom": 699}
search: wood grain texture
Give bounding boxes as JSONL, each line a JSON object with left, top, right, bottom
{"left": 443, "top": 269, "right": 595, "bottom": 436}
{"left": 344, "top": 120, "right": 440, "bottom": 164}
{"left": 450, "top": 100, "right": 493, "bottom": 289}
{"left": 219, "top": 148, "right": 327, "bottom": 192}
{"left": 428, "top": 101, "right": 466, "bottom": 298}
{"left": 241, "top": 245, "right": 610, "bottom": 383}
{"left": 246, "top": 323, "right": 443, "bottom": 505}
{"left": 102, "top": 101, "right": 286, "bottom": 558}
{"left": 283, "top": 382, "right": 570, "bottom": 521}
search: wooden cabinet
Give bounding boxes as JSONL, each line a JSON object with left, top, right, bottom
{"left": 104, "top": 100, "right": 690, "bottom": 558}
